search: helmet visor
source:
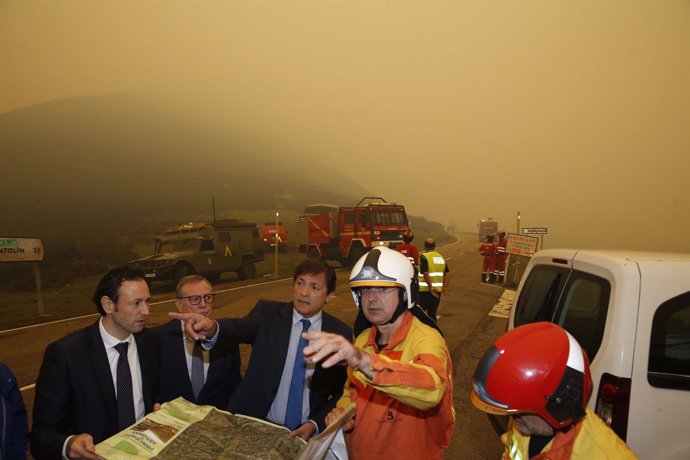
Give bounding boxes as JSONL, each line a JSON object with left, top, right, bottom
{"left": 471, "top": 345, "right": 519, "bottom": 415}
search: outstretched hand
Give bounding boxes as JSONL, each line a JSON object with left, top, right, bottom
{"left": 168, "top": 311, "right": 217, "bottom": 340}
{"left": 303, "top": 331, "right": 372, "bottom": 378}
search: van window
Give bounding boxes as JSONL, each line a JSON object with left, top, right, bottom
{"left": 514, "top": 265, "right": 610, "bottom": 361}
{"left": 218, "top": 232, "right": 231, "bottom": 243}
{"left": 555, "top": 274, "right": 611, "bottom": 361}
{"left": 200, "top": 239, "right": 214, "bottom": 252}
{"left": 514, "top": 265, "right": 570, "bottom": 326}
{"left": 648, "top": 292, "right": 690, "bottom": 391}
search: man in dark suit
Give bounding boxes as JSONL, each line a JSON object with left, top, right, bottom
{"left": 172, "top": 258, "right": 352, "bottom": 441}
{"left": 31, "top": 268, "right": 159, "bottom": 460}
{"left": 155, "top": 275, "right": 241, "bottom": 409}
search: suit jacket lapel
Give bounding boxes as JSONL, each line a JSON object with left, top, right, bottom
{"left": 169, "top": 322, "right": 194, "bottom": 392}
{"left": 270, "top": 302, "right": 294, "bottom": 382}
{"left": 86, "top": 322, "right": 118, "bottom": 419}
{"left": 135, "top": 329, "right": 157, "bottom": 411}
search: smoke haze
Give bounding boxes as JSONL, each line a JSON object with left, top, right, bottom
{"left": 2, "top": 1, "right": 689, "bottom": 252}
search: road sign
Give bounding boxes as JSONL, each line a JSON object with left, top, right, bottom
{"left": 506, "top": 233, "right": 538, "bottom": 257}
{"left": 522, "top": 227, "right": 548, "bottom": 235}
{"left": 0, "top": 237, "right": 45, "bottom": 262}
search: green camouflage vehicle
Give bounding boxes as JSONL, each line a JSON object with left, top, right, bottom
{"left": 128, "top": 220, "right": 265, "bottom": 284}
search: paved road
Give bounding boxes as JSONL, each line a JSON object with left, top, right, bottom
{"left": 0, "top": 235, "right": 509, "bottom": 459}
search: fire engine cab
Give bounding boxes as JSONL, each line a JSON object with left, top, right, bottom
{"left": 296, "top": 196, "right": 410, "bottom": 266}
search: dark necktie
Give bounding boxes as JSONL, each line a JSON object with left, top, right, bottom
{"left": 115, "top": 342, "right": 136, "bottom": 430}
{"left": 191, "top": 341, "right": 204, "bottom": 400}
{"left": 284, "top": 319, "right": 311, "bottom": 430}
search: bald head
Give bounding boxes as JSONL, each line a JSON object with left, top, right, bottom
{"left": 424, "top": 238, "right": 436, "bottom": 250}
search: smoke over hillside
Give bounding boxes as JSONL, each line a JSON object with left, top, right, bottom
{"left": 1, "top": 93, "right": 368, "bottom": 243}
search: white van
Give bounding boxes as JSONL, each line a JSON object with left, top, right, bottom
{"left": 508, "top": 249, "right": 690, "bottom": 459}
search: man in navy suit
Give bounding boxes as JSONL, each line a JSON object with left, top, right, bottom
{"left": 172, "top": 258, "right": 352, "bottom": 441}
{"left": 31, "top": 268, "right": 159, "bottom": 460}
{"left": 155, "top": 275, "right": 241, "bottom": 409}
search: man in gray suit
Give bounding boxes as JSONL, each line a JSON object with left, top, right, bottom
{"left": 155, "top": 275, "right": 241, "bottom": 409}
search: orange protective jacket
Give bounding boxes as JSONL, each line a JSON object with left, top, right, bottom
{"left": 336, "top": 311, "right": 455, "bottom": 460}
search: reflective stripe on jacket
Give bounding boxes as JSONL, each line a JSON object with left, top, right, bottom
{"left": 418, "top": 251, "right": 446, "bottom": 293}
{"left": 500, "top": 408, "right": 637, "bottom": 460}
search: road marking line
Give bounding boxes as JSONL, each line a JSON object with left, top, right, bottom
{"left": 0, "top": 277, "right": 294, "bottom": 336}
{"left": 489, "top": 289, "right": 515, "bottom": 319}
{"left": 20, "top": 383, "right": 35, "bottom": 392}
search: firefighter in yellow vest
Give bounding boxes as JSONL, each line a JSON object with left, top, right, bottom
{"left": 417, "top": 238, "right": 450, "bottom": 320}
{"left": 471, "top": 322, "right": 637, "bottom": 460}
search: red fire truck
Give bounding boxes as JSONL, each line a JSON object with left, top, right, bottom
{"left": 260, "top": 222, "right": 288, "bottom": 251}
{"left": 478, "top": 218, "right": 498, "bottom": 241}
{"left": 296, "top": 197, "right": 410, "bottom": 266}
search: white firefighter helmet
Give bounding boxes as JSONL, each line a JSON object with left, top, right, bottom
{"left": 349, "top": 246, "right": 417, "bottom": 309}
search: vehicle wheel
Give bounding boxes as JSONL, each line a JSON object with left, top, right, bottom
{"left": 173, "top": 263, "right": 194, "bottom": 284}
{"left": 348, "top": 245, "right": 367, "bottom": 266}
{"left": 237, "top": 260, "right": 256, "bottom": 280}
{"left": 307, "top": 246, "right": 320, "bottom": 259}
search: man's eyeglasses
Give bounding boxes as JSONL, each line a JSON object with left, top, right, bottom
{"left": 360, "top": 287, "right": 398, "bottom": 296}
{"left": 177, "top": 294, "right": 216, "bottom": 305}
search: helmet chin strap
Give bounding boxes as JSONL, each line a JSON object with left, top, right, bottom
{"left": 384, "top": 290, "right": 408, "bottom": 325}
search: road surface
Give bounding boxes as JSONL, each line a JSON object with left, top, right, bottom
{"left": 0, "top": 235, "right": 509, "bottom": 459}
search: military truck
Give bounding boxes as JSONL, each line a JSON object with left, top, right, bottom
{"left": 128, "top": 220, "right": 265, "bottom": 284}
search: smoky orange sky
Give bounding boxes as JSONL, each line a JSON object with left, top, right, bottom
{"left": 2, "top": 1, "right": 689, "bottom": 252}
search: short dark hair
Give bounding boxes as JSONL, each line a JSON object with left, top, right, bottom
{"left": 92, "top": 267, "right": 146, "bottom": 315}
{"left": 294, "top": 258, "right": 336, "bottom": 294}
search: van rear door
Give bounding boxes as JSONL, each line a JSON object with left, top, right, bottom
{"left": 627, "top": 260, "right": 690, "bottom": 459}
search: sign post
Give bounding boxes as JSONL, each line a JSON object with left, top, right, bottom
{"left": 0, "top": 237, "right": 46, "bottom": 316}
{"left": 504, "top": 233, "right": 539, "bottom": 288}
{"left": 274, "top": 210, "right": 280, "bottom": 277}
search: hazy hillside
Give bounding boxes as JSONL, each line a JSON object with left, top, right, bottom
{"left": 1, "top": 93, "right": 368, "bottom": 241}
{"left": 1, "top": 94, "right": 452, "bottom": 289}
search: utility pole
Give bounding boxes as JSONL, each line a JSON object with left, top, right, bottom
{"left": 274, "top": 209, "right": 279, "bottom": 277}
{"left": 516, "top": 211, "right": 521, "bottom": 234}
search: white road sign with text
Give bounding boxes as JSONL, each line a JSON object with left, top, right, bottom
{"left": 506, "top": 233, "right": 538, "bottom": 257}
{"left": 0, "top": 237, "right": 45, "bottom": 262}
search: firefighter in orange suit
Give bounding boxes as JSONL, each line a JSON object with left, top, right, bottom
{"left": 479, "top": 234, "right": 497, "bottom": 283}
{"left": 494, "top": 230, "right": 508, "bottom": 284}
{"left": 304, "top": 247, "right": 455, "bottom": 460}
{"left": 471, "top": 322, "right": 637, "bottom": 460}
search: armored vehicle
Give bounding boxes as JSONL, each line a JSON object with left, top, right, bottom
{"left": 129, "top": 220, "right": 265, "bottom": 284}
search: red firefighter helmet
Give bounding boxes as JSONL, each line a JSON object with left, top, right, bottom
{"left": 402, "top": 230, "right": 414, "bottom": 243}
{"left": 471, "top": 322, "right": 592, "bottom": 429}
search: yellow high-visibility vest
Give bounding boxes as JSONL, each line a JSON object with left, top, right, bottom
{"left": 418, "top": 250, "right": 446, "bottom": 293}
